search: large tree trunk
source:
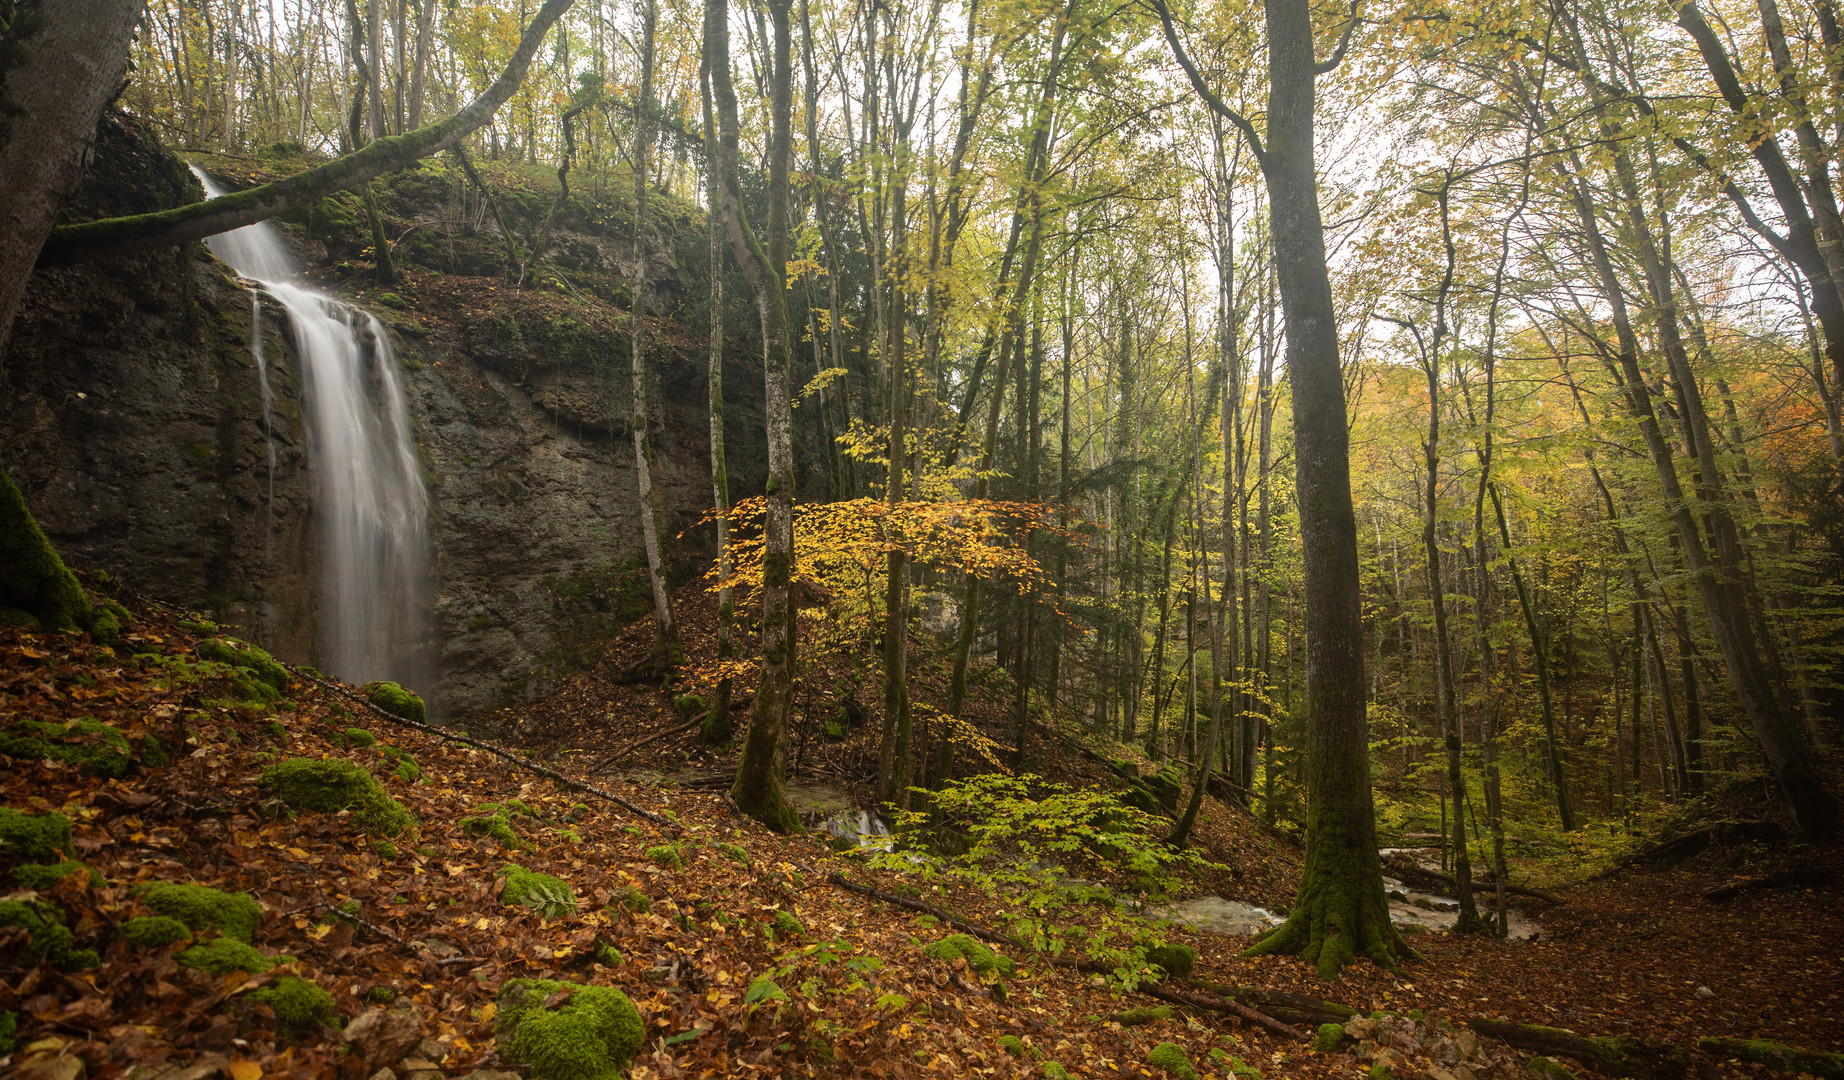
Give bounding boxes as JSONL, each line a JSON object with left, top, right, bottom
{"left": 1236, "top": 0, "right": 1407, "bottom": 978}
{"left": 0, "top": 0, "right": 144, "bottom": 632}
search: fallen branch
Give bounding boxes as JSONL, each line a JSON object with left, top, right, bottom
{"left": 1382, "top": 855, "right": 1563, "bottom": 905}
{"left": 1470, "top": 1019, "right": 1690, "bottom": 1080}
{"left": 1183, "top": 977, "right": 1356, "bottom": 1026}
{"left": 1701, "top": 868, "right": 1828, "bottom": 902}
{"left": 826, "top": 872, "right": 1306, "bottom": 1041}
{"left": 289, "top": 666, "right": 681, "bottom": 831}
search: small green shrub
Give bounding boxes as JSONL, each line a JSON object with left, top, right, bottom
{"left": 595, "top": 942, "right": 623, "bottom": 966}
{"left": 250, "top": 976, "right": 334, "bottom": 1038}
{"left": 258, "top": 757, "right": 415, "bottom": 835}
{"left": 0, "top": 808, "right": 74, "bottom": 861}
{"left": 922, "top": 934, "right": 1014, "bottom": 976}
{"left": 0, "top": 718, "right": 131, "bottom": 777}
{"left": 364, "top": 681, "right": 426, "bottom": 724}
{"left": 499, "top": 865, "right": 577, "bottom": 917}
{"left": 120, "top": 916, "right": 193, "bottom": 949}
{"left": 178, "top": 936, "right": 291, "bottom": 975}
{"left": 12, "top": 859, "right": 101, "bottom": 890}
{"left": 0, "top": 900, "right": 97, "bottom": 968}
{"left": 496, "top": 978, "right": 644, "bottom": 1080}
{"left": 135, "top": 882, "right": 262, "bottom": 941}
{"left": 1147, "top": 1041, "right": 1199, "bottom": 1080}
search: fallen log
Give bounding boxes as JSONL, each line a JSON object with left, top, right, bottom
{"left": 1699, "top": 1037, "right": 1844, "bottom": 1078}
{"left": 826, "top": 872, "right": 1306, "bottom": 1041}
{"left": 1382, "top": 855, "right": 1563, "bottom": 905}
{"left": 1183, "top": 977, "right": 1357, "bottom": 1026}
{"left": 1701, "top": 868, "right": 1829, "bottom": 902}
{"left": 1470, "top": 1019, "right": 1690, "bottom": 1080}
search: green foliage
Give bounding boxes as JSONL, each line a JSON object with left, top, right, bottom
{"left": 364, "top": 680, "right": 426, "bottom": 723}
{"left": 0, "top": 899, "right": 97, "bottom": 968}
{"left": 498, "top": 865, "right": 577, "bottom": 917}
{"left": 0, "top": 808, "right": 73, "bottom": 861}
{"left": 1315, "top": 1023, "right": 1349, "bottom": 1053}
{"left": 496, "top": 978, "right": 644, "bottom": 1080}
{"left": 249, "top": 977, "right": 334, "bottom": 1038}
{"left": 258, "top": 757, "right": 415, "bottom": 835}
{"left": 1147, "top": 1041, "right": 1199, "bottom": 1080}
{"left": 717, "top": 841, "right": 750, "bottom": 867}
{"left": 921, "top": 934, "right": 1014, "bottom": 976}
{"left": 594, "top": 942, "right": 623, "bottom": 966}
{"left": 0, "top": 1010, "right": 15, "bottom": 1057}
{"left": 0, "top": 717, "right": 132, "bottom": 777}
{"left": 178, "top": 935, "right": 291, "bottom": 975}
{"left": 120, "top": 915, "right": 193, "bottom": 949}
{"left": 12, "top": 858, "right": 101, "bottom": 890}
{"left": 135, "top": 881, "right": 262, "bottom": 941}
{"left": 876, "top": 774, "right": 1219, "bottom": 987}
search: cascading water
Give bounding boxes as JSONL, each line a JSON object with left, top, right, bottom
{"left": 192, "top": 168, "right": 433, "bottom": 690}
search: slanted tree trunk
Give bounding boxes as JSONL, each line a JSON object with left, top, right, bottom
{"left": 628, "top": 0, "right": 677, "bottom": 669}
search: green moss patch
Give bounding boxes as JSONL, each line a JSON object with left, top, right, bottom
{"left": 195, "top": 636, "right": 289, "bottom": 703}
{"left": 613, "top": 886, "right": 651, "bottom": 914}
{"left": 1109, "top": 1006, "right": 1174, "bottom": 1026}
{"left": 0, "top": 808, "right": 74, "bottom": 861}
{"left": 770, "top": 910, "right": 804, "bottom": 941}
{"left": 364, "top": 681, "right": 426, "bottom": 724}
{"left": 344, "top": 727, "right": 377, "bottom": 747}
{"left": 922, "top": 934, "right": 1014, "bottom": 977}
{"left": 1315, "top": 1022, "right": 1349, "bottom": 1053}
{"left": 119, "top": 915, "right": 193, "bottom": 949}
{"left": 12, "top": 858, "right": 101, "bottom": 890}
{"left": 178, "top": 935, "right": 292, "bottom": 975}
{"left": 0, "top": 899, "right": 98, "bottom": 969}
{"left": 1142, "top": 942, "right": 1196, "bottom": 977}
{"left": 499, "top": 865, "right": 577, "bottom": 917}
{"left": 0, "top": 717, "right": 132, "bottom": 777}
{"left": 134, "top": 881, "right": 263, "bottom": 941}
{"left": 250, "top": 976, "right": 334, "bottom": 1038}
{"left": 1148, "top": 1041, "right": 1198, "bottom": 1080}
{"left": 644, "top": 842, "right": 685, "bottom": 868}
{"left": 461, "top": 805, "right": 528, "bottom": 850}
{"left": 497, "top": 978, "right": 644, "bottom": 1080}
{"left": 258, "top": 757, "right": 415, "bottom": 835}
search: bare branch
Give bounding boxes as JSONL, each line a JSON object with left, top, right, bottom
{"left": 1147, "top": 0, "right": 1267, "bottom": 166}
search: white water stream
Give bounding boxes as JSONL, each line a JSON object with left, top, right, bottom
{"left": 193, "top": 168, "right": 432, "bottom": 688}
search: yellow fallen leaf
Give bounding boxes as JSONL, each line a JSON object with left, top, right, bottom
{"left": 226, "top": 1058, "right": 263, "bottom": 1080}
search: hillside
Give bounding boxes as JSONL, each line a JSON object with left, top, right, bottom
{"left": 2, "top": 582, "right": 1841, "bottom": 1080}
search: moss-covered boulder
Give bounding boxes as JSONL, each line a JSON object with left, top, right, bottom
{"left": 364, "top": 681, "right": 426, "bottom": 724}
{"left": 250, "top": 976, "right": 335, "bottom": 1038}
{"left": 0, "top": 808, "right": 73, "bottom": 861}
{"left": 922, "top": 933, "right": 1015, "bottom": 977}
{"left": 1143, "top": 942, "right": 1197, "bottom": 978}
{"left": 0, "top": 899, "right": 98, "bottom": 969}
{"left": 496, "top": 978, "right": 644, "bottom": 1080}
{"left": 134, "top": 881, "right": 263, "bottom": 941}
{"left": 1315, "top": 1022, "right": 1349, "bottom": 1053}
{"left": 0, "top": 717, "right": 132, "bottom": 777}
{"left": 178, "top": 936, "right": 292, "bottom": 975}
{"left": 1147, "top": 1041, "right": 1199, "bottom": 1080}
{"left": 461, "top": 805, "right": 528, "bottom": 850}
{"left": 258, "top": 757, "right": 415, "bottom": 835}
{"left": 499, "top": 865, "right": 577, "bottom": 917}
{"left": 12, "top": 858, "right": 101, "bottom": 890}
{"left": 195, "top": 636, "right": 290, "bottom": 701}
{"left": 119, "top": 915, "right": 193, "bottom": 949}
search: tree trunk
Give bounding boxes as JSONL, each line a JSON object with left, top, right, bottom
{"left": 699, "top": 67, "right": 734, "bottom": 746}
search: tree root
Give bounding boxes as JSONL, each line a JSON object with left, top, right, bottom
{"left": 826, "top": 872, "right": 1308, "bottom": 1041}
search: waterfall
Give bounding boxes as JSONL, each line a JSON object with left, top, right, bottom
{"left": 192, "top": 168, "right": 433, "bottom": 691}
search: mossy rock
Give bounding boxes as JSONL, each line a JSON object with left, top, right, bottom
{"left": 13, "top": 858, "right": 101, "bottom": 890}
{"left": 1109, "top": 1006, "right": 1174, "bottom": 1026}
{"left": 922, "top": 933, "right": 1014, "bottom": 976}
{"left": 1147, "top": 1041, "right": 1199, "bottom": 1080}
{"left": 613, "top": 886, "right": 652, "bottom": 914}
{"left": 1145, "top": 766, "right": 1184, "bottom": 805}
{"left": 496, "top": 977, "right": 644, "bottom": 1080}
{"left": 770, "top": 910, "right": 804, "bottom": 941}
{"left": 499, "top": 865, "right": 577, "bottom": 917}
{"left": 344, "top": 727, "right": 377, "bottom": 747}
{"left": 195, "top": 636, "right": 290, "bottom": 701}
{"left": 258, "top": 757, "right": 415, "bottom": 835}
{"left": 461, "top": 809, "right": 527, "bottom": 850}
{"left": 250, "top": 976, "right": 335, "bottom": 1038}
{"left": 364, "top": 680, "right": 426, "bottom": 724}
{"left": 998, "top": 1034, "right": 1028, "bottom": 1058}
{"left": 119, "top": 915, "right": 193, "bottom": 949}
{"left": 0, "top": 717, "right": 132, "bottom": 777}
{"left": 1315, "top": 1022, "right": 1349, "bottom": 1053}
{"left": 178, "top": 935, "right": 292, "bottom": 975}
{"left": 1143, "top": 942, "right": 1197, "bottom": 978}
{"left": 0, "top": 899, "right": 98, "bottom": 969}
{"left": 135, "top": 881, "right": 263, "bottom": 941}
{"left": 0, "top": 808, "right": 73, "bottom": 861}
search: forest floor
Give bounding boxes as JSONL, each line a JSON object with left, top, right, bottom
{"left": 1, "top": 580, "right": 1839, "bottom": 1080}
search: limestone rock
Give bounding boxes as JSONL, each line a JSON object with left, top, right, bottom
{"left": 343, "top": 1006, "right": 423, "bottom": 1066}
{"left": 1344, "top": 1015, "right": 1378, "bottom": 1041}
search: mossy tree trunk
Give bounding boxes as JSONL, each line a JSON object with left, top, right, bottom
{"left": 0, "top": 462, "right": 93, "bottom": 632}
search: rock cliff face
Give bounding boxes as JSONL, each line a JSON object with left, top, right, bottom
{"left": 1, "top": 115, "right": 814, "bottom": 717}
